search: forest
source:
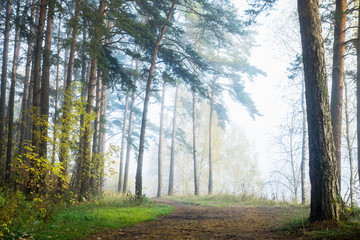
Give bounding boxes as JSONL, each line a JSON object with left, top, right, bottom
{"left": 1, "top": 0, "right": 360, "bottom": 239}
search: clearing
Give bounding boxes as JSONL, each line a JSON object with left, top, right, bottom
{"left": 85, "top": 198, "right": 309, "bottom": 239}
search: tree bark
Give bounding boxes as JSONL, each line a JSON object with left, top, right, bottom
{"left": 193, "top": 38, "right": 199, "bottom": 196}
{"left": 0, "top": 0, "right": 12, "bottom": 176}
{"left": 32, "top": 0, "right": 47, "bottom": 156}
{"left": 168, "top": 85, "right": 179, "bottom": 196}
{"left": 208, "top": 89, "right": 214, "bottom": 195}
{"left": 157, "top": 83, "right": 166, "bottom": 197}
{"left": 90, "top": 70, "right": 102, "bottom": 191}
{"left": 300, "top": 78, "right": 307, "bottom": 204}
{"left": 330, "top": 0, "right": 347, "bottom": 191}
{"left": 344, "top": 80, "right": 354, "bottom": 207}
{"left": 79, "top": 0, "right": 106, "bottom": 199}
{"left": 135, "top": 0, "right": 177, "bottom": 198}
{"left": 19, "top": 0, "right": 36, "bottom": 160}
{"left": 98, "top": 78, "right": 108, "bottom": 193}
{"left": 356, "top": 0, "right": 360, "bottom": 203}
{"left": 297, "top": 0, "right": 343, "bottom": 221}
{"left": 58, "top": 0, "right": 81, "bottom": 192}
{"left": 123, "top": 55, "right": 140, "bottom": 194}
{"left": 40, "top": 0, "right": 55, "bottom": 159}
{"left": 118, "top": 90, "right": 129, "bottom": 193}
{"left": 51, "top": 14, "right": 62, "bottom": 165}
{"left": 5, "top": 0, "right": 21, "bottom": 184}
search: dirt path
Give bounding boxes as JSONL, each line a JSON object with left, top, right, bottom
{"left": 85, "top": 199, "right": 303, "bottom": 240}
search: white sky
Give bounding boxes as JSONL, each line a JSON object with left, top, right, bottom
{"left": 230, "top": 0, "right": 298, "bottom": 177}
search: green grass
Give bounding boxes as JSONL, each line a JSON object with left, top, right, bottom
{"left": 167, "top": 194, "right": 298, "bottom": 207}
{"left": 1, "top": 192, "right": 174, "bottom": 240}
{"left": 37, "top": 203, "right": 173, "bottom": 239}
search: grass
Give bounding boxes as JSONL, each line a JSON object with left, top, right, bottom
{"left": 37, "top": 203, "right": 173, "bottom": 239}
{"left": 1, "top": 192, "right": 174, "bottom": 240}
{"left": 167, "top": 194, "right": 299, "bottom": 207}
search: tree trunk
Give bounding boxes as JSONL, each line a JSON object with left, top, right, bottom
{"left": 356, "top": 0, "right": 360, "bottom": 203}
{"left": 344, "top": 80, "right": 354, "bottom": 208}
{"left": 90, "top": 70, "right": 102, "bottom": 191}
{"left": 330, "top": 0, "right": 347, "bottom": 191}
{"left": 135, "top": 0, "right": 177, "bottom": 198}
{"left": 51, "top": 14, "right": 62, "bottom": 165}
{"left": 118, "top": 90, "right": 130, "bottom": 193}
{"left": 208, "top": 89, "right": 214, "bottom": 195}
{"left": 40, "top": 0, "right": 55, "bottom": 159}
{"left": 297, "top": 0, "right": 343, "bottom": 221}
{"left": 32, "top": 0, "right": 47, "bottom": 155}
{"left": 80, "top": 57, "right": 97, "bottom": 199}
{"left": 123, "top": 55, "right": 140, "bottom": 194}
{"left": 192, "top": 38, "right": 199, "bottom": 196}
{"left": 58, "top": 0, "right": 81, "bottom": 192}
{"left": 27, "top": 0, "right": 47, "bottom": 196}
{"left": 157, "top": 83, "right": 166, "bottom": 197}
{"left": 79, "top": 0, "right": 106, "bottom": 200}
{"left": 300, "top": 78, "right": 307, "bottom": 204}
{"left": 0, "top": 0, "right": 12, "bottom": 176}
{"left": 168, "top": 86, "right": 179, "bottom": 196}
{"left": 19, "top": 0, "right": 36, "bottom": 160}
{"left": 98, "top": 79, "right": 108, "bottom": 193}
{"left": 73, "top": 5, "right": 88, "bottom": 192}
{"left": 5, "top": 0, "right": 21, "bottom": 184}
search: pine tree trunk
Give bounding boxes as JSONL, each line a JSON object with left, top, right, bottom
{"left": 344, "top": 80, "right": 354, "bottom": 207}
{"left": 0, "top": 0, "right": 12, "bottom": 177}
{"left": 192, "top": 92, "right": 199, "bottom": 195}
{"left": 330, "top": 0, "right": 347, "bottom": 190}
{"left": 80, "top": 57, "right": 97, "bottom": 199}
{"left": 192, "top": 38, "right": 199, "bottom": 196}
{"left": 58, "top": 0, "right": 81, "bottom": 192}
{"left": 297, "top": 0, "right": 343, "bottom": 221}
{"left": 118, "top": 90, "right": 129, "bottom": 193}
{"left": 5, "top": 0, "right": 21, "bottom": 184}
{"left": 52, "top": 14, "right": 62, "bottom": 165}
{"left": 168, "top": 86, "right": 179, "bottom": 196}
{"left": 73, "top": 6, "right": 88, "bottom": 192}
{"left": 123, "top": 56, "right": 140, "bottom": 194}
{"left": 79, "top": 0, "right": 106, "bottom": 200}
{"left": 98, "top": 79, "right": 107, "bottom": 193}
{"left": 135, "top": 0, "right": 177, "bottom": 198}
{"left": 208, "top": 89, "right": 214, "bottom": 195}
{"left": 90, "top": 70, "right": 102, "bottom": 191}
{"left": 19, "top": 0, "right": 36, "bottom": 160}
{"left": 301, "top": 78, "right": 307, "bottom": 204}
{"left": 356, "top": 1, "right": 360, "bottom": 204}
{"left": 27, "top": 0, "right": 47, "bottom": 196}
{"left": 40, "top": 0, "right": 55, "bottom": 159}
{"left": 157, "top": 83, "right": 166, "bottom": 197}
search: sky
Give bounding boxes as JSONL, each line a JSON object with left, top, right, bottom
{"left": 229, "top": 0, "right": 298, "bottom": 177}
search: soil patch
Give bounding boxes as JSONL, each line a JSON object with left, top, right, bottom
{"left": 84, "top": 198, "right": 303, "bottom": 239}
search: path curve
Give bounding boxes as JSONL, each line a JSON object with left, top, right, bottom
{"left": 85, "top": 199, "right": 301, "bottom": 240}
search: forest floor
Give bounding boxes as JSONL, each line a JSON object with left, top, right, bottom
{"left": 84, "top": 198, "right": 316, "bottom": 240}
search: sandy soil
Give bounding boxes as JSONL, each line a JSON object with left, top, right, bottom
{"left": 84, "top": 199, "right": 305, "bottom": 240}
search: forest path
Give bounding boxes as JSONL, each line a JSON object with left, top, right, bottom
{"left": 85, "top": 198, "right": 303, "bottom": 239}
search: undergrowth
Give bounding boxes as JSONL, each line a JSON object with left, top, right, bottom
{"left": 0, "top": 190, "right": 173, "bottom": 239}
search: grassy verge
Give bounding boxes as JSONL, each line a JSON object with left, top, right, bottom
{"left": 1, "top": 192, "right": 174, "bottom": 239}
{"left": 279, "top": 210, "right": 360, "bottom": 239}
{"left": 37, "top": 203, "right": 173, "bottom": 239}
{"left": 167, "top": 194, "right": 298, "bottom": 207}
